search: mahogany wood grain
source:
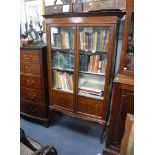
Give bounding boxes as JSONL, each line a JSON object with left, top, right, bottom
{"left": 77, "top": 95, "right": 104, "bottom": 118}
{"left": 20, "top": 87, "right": 43, "bottom": 104}
{"left": 20, "top": 62, "right": 41, "bottom": 75}
{"left": 51, "top": 89, "right": 74, "bottom": 111}
{"left": 20, "top": 74, "right": 42, "bottom": 89}
{"left": 20, "top": 50, "right": 40, "bottom": 63}
{"left": 103, "top": 74, "right": 134, "bottom": 154}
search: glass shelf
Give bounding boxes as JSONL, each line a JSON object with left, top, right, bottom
{"left": 80, "top": 50, "right": 108, "bottom": 55}
{"left": 52, "top": 67, "right": 74, "bottom": 72}
{"left": 52, "top": 48, "right": 74, "bottom": 54}
{"left": 79, "top": 71, "right": 106, "bottom": 76}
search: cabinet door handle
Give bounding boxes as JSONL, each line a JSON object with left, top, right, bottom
{"left": 26, "top": 80, "right": 34, "bottom": 86}
{"left": 25, "top": 66, "right": 34, "bottom": 72}
{"left": 24, "top": 54, "right": 32, "bottom": 60}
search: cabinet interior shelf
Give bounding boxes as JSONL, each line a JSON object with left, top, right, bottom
{"left": 80, "top": 50, "right": 108, "bottom": 55}
{"left": 52, "top": 48, "right": 74, "bottom": 54}
{"left": 52, "top": 67, "right": 74, "bottom": 72}
{"left": 52, "top": 88, "right": 73, "bottom": 94}
{"left": 79, "top": 71, "right": 106, "bottom": 76}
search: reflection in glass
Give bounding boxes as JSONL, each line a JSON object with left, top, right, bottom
{"left": 78, "top": 26, "right": 109, "bottom": 98}
{"left": 78, "top": 73, "right": 105, "bottom": 98}
{"left": 124, "top": 14, "right": 134, "bottom": 71}
{"left": 50, "top": 26, "right": 74, "bottom": 92}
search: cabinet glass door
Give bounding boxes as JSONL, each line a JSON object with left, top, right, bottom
{"left": 124, "top": 14, "right": 134, "bottom": 71}
{"left": 78, "top": 26, "right": 110, "bottom": 99}
{"left": 50, "top": 26, "right": 75, "bottom": 93}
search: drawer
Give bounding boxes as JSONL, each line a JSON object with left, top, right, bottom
{"left": 20, "top": 62, "right": 41, "bottom": 75}
{"left": 77, "top": 96, "right": 104, "bottom": 118}
{"left": 20, "top": 102, "right": 47, "bottom": 118}
{"left": 52, "top": 89, "right": 74, "bottom": 111}
{"left": 20, "top": 49, "right": 40, "bottom": 63}
{"left": 20, "top": 87, "right": 43, "bottom": 104}
{"left": 20, "top": 74, "right": 42, "bottom": 89}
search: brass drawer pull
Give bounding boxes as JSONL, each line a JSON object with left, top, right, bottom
{"left": 26, "top": 80, "right": 34, "bottom": 86}
{"left": 28, "top": 93, "right": 36, "bottom": 99}
{"left": 24, "top": 54, "right": 32, "bottom": 60}
{"left": 25, "top": 66, "right": 34, "bottom": 72}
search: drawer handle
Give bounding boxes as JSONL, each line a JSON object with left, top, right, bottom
{"left": 30, "top": 107, "right": 38, "bottom": 113}
{"left": 24, "top": 54, "right": 32, "bottom": 60}
{"left": 26, "top": 80, "right": 34, "bottom": 86}
{"left": 28, "top": 93, "right": 36, "bottom": 99}
{"left": 25, "top": 66, "right": 34, "bottom": 72}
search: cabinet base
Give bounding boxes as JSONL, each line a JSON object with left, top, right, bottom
{"left": 20, "top": 112, "right": 52, "bottom": 128}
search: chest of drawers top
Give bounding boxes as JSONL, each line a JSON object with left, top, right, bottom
{"left": 20, "top": 45, "right": 46, "bottom": 63}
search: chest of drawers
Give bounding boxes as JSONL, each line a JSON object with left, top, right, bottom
{"left": 20, "top": 45, "right": 50, "bottom": 127}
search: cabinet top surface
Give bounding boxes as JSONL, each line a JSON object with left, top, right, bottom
{"left": 20, "top": 44, "right": 46, "bottom": 50}
{"left": 114, "top": 74, "right": 134, "bottom": 85}
{"left": 43, "top": 11, "right": 124, "bottom": 19}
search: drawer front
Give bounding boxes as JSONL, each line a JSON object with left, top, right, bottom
{"left": 52, "top": 90, "right": 74, "bottom": 111}
{"left": 77, "top": 96, "right": 104, "bottom": 118}
{"left": 20, "top": 102, "right": 47, "bottom": 118}
{"left": 20, "top": 74, "right": 42, "bottom": 89}
{"left": 20, "top": 62, "right": 41, "bottom": 75}
{"left": 20, "top": 87, "right": 43, "bottom": 104}
{"left": 20, "top": 49, "right": 40, "bottom": 63}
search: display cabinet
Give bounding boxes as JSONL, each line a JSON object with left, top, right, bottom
{"left": 43, "top": 13, "right": 118, "bottom": 125}
{"left": 103, "top": 0, "right": 134, "bottom": 154}
{"left": 20, "top": 45, "right": 51, "bottom": 127}
{"left": 119, "top": 0, "right": 134, "bottom": 76}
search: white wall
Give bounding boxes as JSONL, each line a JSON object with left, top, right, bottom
{"left": 20, "top": 0, "right": 26, "bottom": 35}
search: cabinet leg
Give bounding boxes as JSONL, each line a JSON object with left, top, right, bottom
{"left": 42, "top": 117, "right": 53, "bottom": 128}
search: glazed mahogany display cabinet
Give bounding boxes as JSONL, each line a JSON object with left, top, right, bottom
{"left": 43, "top": 13, "right": 118, "bottom": 125}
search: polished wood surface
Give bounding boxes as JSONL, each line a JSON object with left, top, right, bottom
{"left": 20, "top": 74, "right": 42, "bottom": 89}
{"left": 52, "top": 89, "right": 74, "bottom": 111}
{"left": 20, "top": 45, "right": 50, "bottom": 126}
{"left": 77, "top": 96, "right": 104, "bottom": 118}
{"left": 103, "top": 0, "right": 134, "bottom": 153}
{"left": 20, "top": 62, "right": 41, "bottom": 75}
{"left": 21, "top": 87, "right": 43, "bottom": 104}
{"left": 120, "top": 114, "right": 134, "bottom": 155}
{"left": 103, "top": 74, "right": 134, "bottom": 154}
{"left": 44, "top": 14, "right": 118, "bottom": 125}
